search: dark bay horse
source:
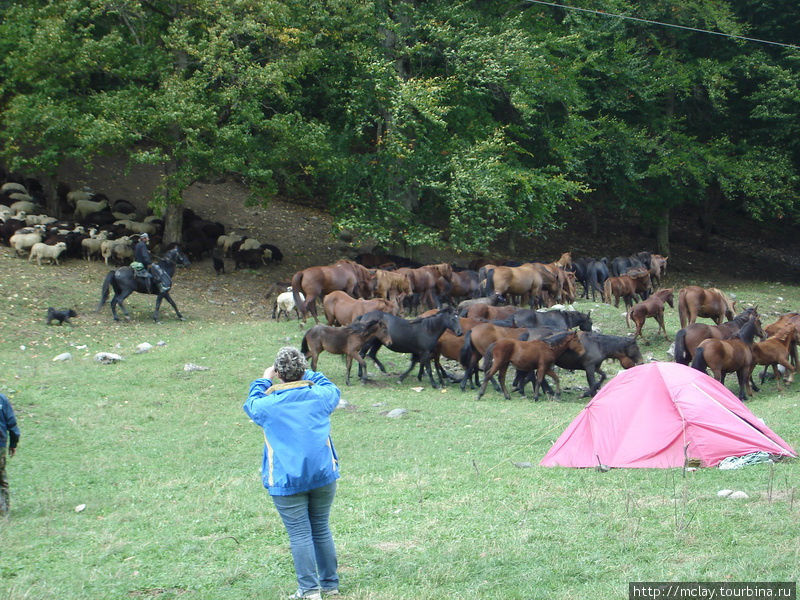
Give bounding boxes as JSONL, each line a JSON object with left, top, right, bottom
{"left": 97, "top": 246, "right": 191, "bottom": 322}
{"left": 673, "top": 308, "right": 759, "bottom": 365}
{"left": 690, "top": 316, "right": 764, "bottom": 401}
{"left": 603, "top": 269, "right": 652, "bottom": 308}
{"left": 357, "top": 306, "right": 463, "bottom": 389}
{"left": 301, "top": 319, "right": 392, "bottom": 385}
{"left": 496, "top": 308, "right": 593, "bottom": 332}
{"left": 678, "top": 286, "right": 735, "bottom": 328}
{"left": 291, "top": 259, "right": 373, "bottom": 323}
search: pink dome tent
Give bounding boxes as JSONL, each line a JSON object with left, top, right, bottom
{"left": 540, "top": 362, "right": 796, "bottom": 469}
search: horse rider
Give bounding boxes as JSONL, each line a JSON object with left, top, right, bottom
{"left": 132, "top": 233, "right": 169, "bottom": 293}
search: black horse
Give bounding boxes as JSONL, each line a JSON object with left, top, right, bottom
{"left": 97, "top": 246, "right": 191, "bottom": 322}
{"left": 513, "top": 331, "right": 643, "bottom": 397}
{"left": 496, "top": 309, "right": 593, "bottom": 332}
{"left": 585, "top": 258, "right": 609, "bottom": 302}
{"left": 610, "top": 252, "right": 651, "bottom": 277}
{"left": 357, "top": 306, "right": 463, "bottom": 389}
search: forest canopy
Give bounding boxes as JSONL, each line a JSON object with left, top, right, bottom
{"left": 1, "top": 0, "right": 798, "bottom": 252}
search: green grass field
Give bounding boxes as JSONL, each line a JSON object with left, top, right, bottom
{"left": 0, "top": 250, "right": 798, "bottom": 600}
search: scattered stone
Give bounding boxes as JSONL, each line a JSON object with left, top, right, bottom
{"left": 184, "top": 363, "right": 210, "bottom": 372}
{"left": 372, "top": 402, "right": 386, "bottom": 407}
{"left": 156, "top": 340, "right": 167, "bottom": 347}
{"left": 410, "top": 386, "right": 424, "bottom": 392}
{"left": 513, "top": 462, "right": 533, "bottom": 468}
{"left": 19, "top": 345, "right": 26, "bottom": 351}
{"left": 52, "top": 352, "right": 72, "bottom": 362}
{"left": 386, "top": 408, "right": 407, "bottom": 418}
{"left": 337, "top": 398, "right": 349, "bottom": 409}
{"left": 135, "top": 342, "right": 153, "bottom": 354}
{"left": 728, "top": 491, "right": 749, "bottom": 500}
{"left": 94, "top": 352, "right": 123, "bottom": 364}
{"left": 74, "top": 503, "right": 86, "bottom": 513}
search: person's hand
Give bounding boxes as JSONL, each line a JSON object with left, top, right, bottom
{"left": 8, "top": 447, "right": 16, "bottom": 458}
{"left": 263, "top": 365, "right": 277, "bottom": 380}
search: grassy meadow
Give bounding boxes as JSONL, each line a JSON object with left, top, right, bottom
{"left": 0, "top": 248, "right": 798, "bottom": 600}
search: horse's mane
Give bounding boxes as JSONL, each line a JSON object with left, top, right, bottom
{"left": 584, "top": 332, "right": 637, "bottom": 353}
{"left": 542, "top": 331, "right": 573, "bottom": 346}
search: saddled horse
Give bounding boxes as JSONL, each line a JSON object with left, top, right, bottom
{"left": 291, "top": 259, "right": 373, "bottom": 323}
{"left": 357, "top": 306, "right": 463, "bottom": 389}
{"left": 322, "top": 290, "right": 399, "bottom": 326}
{"left": 678, "top": 286, "right": 735, "bottom": 328}
{"left": 301, "top": 319, "right": 392, "bottom": 385}
{"left": 477, "top": 331, "right": 584, "bottom": 401}
{"left": 96, "top": 246, "right": 191, "bottom": 322}
{"left": 690, "top": 316, "right": 764, "bottom": 401}
{"left": 673, "top": 308, "right": 758, "bottom": 365}
{"left": 627, "top": 288, "right": 674, "bottom": 340}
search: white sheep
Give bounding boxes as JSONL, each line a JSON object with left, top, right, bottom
{"left": 273, "top": 287, "right": 305, "bottom": 321}
{"left": 81, "top": 230, "right": 109, "bottom": 261}
{"left": 66, "top": 190, "right": 93, "bottom": 207}
{"left": 74, "top": 198, "right": 109, "bottom": 221}
{"left": 29, "top": 242, "right": 67, "bottom": 266}
{"left": 217, "top": 234, "right": 244, "bottom": 255}
{"left": 240, "top": 238, "right": 262, "bottom": 251}
{"left": 9, "top": 229, "right": 43, "bottom": 256}
{"left": 25, "top": 214, "right": 57, "bottom": 227}
{"left": 1, "top": 182, "right": 27, "bottom": 195}
{"left": 113, "top": 219, "right": 158, "bottom": 235}
{"left": 101, "top": 236, "right": 131, "bottom": 265}
{"left": 10, "top": 200, "right": 36, "bottom": 214}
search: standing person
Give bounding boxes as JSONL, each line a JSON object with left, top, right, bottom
{"left": 244, "top": 347, "right": 341, "bottom": 600}
{"left": 0, "top": 393, "right": 20, "bottom": 516}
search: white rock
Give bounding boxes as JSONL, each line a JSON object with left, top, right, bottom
{"left": 717, "top": 489, "right": 734, "bottom": 497}
{"left": 156, "top": 340, "right": 167, "bottom": 347}
{"left": 19, "top": 345, "right": 26, "bottom": 351}
{"left": 184, "top": 363, "right": 210, "bottom": 372}
{"left": 337, "top": 398, "right": 349, "bottom": 409}
{"left": 74, "top": 503, "right": 86, "bottom": 513}
{"left": 386, "top": 408, "right": 407, "bottom": 418}
{"left": 728, "top": 491, "right": 749, "bottom": 500}
{"left": 135, "top": 342, "right": 153, "bottom": 354}
{"left": 53, "top": 352, "right": 72, "bottom": 362}
{"left": 94, "top": 352, "right": 123, "bottom": 364}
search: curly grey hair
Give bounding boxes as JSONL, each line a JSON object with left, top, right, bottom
{"left": 274, "top": 346, "right": 308, "bottom": 382}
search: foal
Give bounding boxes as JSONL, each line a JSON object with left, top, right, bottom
{"left": 301, "top": 319, "right": 392, "bottom": 385}
{"left": 752, "top": 324, "right": 797, "bottom": 391}
{"left": 626, "top": 288, "right": 674, "bottom": 340}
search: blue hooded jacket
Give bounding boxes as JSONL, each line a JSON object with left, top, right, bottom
{"left": 0, "top": 394, "right": 20, "bottom": 449}
{"left": 244, "top": 369, "right": 340, "bottom": 496}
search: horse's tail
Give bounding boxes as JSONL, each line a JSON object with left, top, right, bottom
{"left": 300, "top": 330, "right": 310, "bottom": 357}
{"left": 678, "top": 289, "right": 687, "bottom": 329}
{"left": 485, "top": 268, "right": 495, "bottom": 296}
{"left": 96, "top": 271, "right": 114, "bottom": 312}
{"left": 291, "top": 271, "right": 305, "bottom": 317}
{"left": 483, "top": 342, "right": 496, "bottom": 375}
{"left": 459, "top": 330, "right": 475, "bottom": 369}
{"left": 602, "top": 278, "right": 611, "bottom": 304}
{"left": 674, "top": 328, "right": 690, "bottom": 365}
{"left": 690, "top": 345, "right": 708, "bottom": 373}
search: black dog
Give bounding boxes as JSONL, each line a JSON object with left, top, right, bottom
{"left": 46, "top": 307, "right": 77, "bottom": 326}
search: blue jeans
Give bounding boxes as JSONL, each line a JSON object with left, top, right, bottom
{"left": 272, "top": 481, "right": 339, "bottom": 594}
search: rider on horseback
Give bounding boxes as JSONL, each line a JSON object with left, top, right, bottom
{"left": 132, "top": 233, "right": 170, "bottom": 293}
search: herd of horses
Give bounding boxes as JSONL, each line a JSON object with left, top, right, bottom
{"left": 282, "top": 253, "right": 798, "bottom": 403}
{"left": 91, "top": 244, "right": 798, "bottom": 403}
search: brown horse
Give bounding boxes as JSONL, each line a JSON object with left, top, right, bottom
{"left": 301, "top": 319, "right": 392, "bottom": 385}
{"left": 764, "top": 312, "right": 800, "bottom": 367}
{"left": 752, "top": 324, "right": 797, "bottom": 391}
{"left": 291, "top": 259, "right": 374, "bottom": 323}
{"left": 465, "top": 303, "right": 518, "bottom": 321}
{"left": 626, "top": 288, "right": 674, "bottom": 340}
{"left": 371, "top": 269, "right": 411, "bottom": 306}
{"left": 678, "top": 286, "right": 735, "bottom": 328}
{"left": 323, "top": 290, "right": 399, "bottom": 326}
{"left": 396, "top": 263, "right": 453, "bottom": 313}
{"left": 673, "top": 308, "right": 759, "bottom": 365}
{"left": 648, "top": 254, "right": 668, "bottom": 287}
{"left": 428, "top": 316, "right": 488, "bottom": 387}
{"left": 476, "top": 331, "right": 585, "bottom": 401}
{"left": 690, "top": 316, "right": 764, "bottom": 401}
{"left": 603, "top": 269, "right": 652, "bottom": 309}
{"left": 484, "top": 263, "right": 544, "bottom": 306}
{"left": 458, "top": 321, "right": 532, "bottom": 391}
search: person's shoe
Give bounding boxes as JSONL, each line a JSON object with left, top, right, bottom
{"left": 288, "top": 591, "right": 322, "bottom": 600}
{"left": 322, "top": 590, "right": 340, "bottom": 596}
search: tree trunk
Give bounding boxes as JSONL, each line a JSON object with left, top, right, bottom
{"left": 163, "top": 202, "right": 184, "bottom": 247}
{"left": 656, "top": 207, "right": 670, "bottom": 256}
{"left": 40, "top": 173, "right": 59, "bottom": 218}
{"left": 698, "top": 180, "right": 722, "bottom": 252}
